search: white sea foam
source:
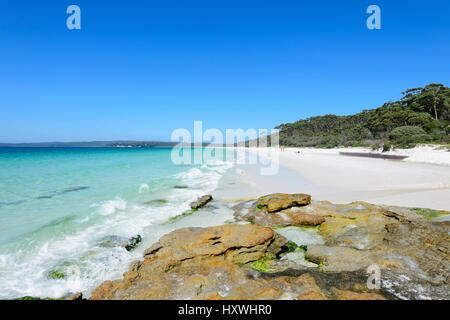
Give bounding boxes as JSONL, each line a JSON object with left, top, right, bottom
{"left": 138, "top": 183, "right": 149, "bottom": 194}
{"left": 91, "top": 198, "right": 128, "bottom": 216}
{"left": 0, "top": 155, "right": 236, "bottom": 299}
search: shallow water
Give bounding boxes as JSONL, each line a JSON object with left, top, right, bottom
{"left": 274, "top": 226, "right": 324, "bottom": 246}
{"left": 0, "top": 147, "right": 236, "bottom": 299}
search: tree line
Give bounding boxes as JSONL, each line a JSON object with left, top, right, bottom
{"left": 275, "top": 83, "right": 450, "bottom": 149}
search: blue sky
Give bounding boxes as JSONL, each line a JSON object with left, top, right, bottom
{"left": 1, "top": 0, "right": 449, "bottom": 142}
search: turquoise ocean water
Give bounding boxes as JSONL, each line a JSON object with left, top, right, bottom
{"left": 0, "top": 147, "right": 236, "bottom": 299}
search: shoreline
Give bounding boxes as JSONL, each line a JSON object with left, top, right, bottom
{"left": 2, "top": 145, "right": 449, "bottom": 300}
{"left": 233, "top": 146, "right": 450, "bottom": 211}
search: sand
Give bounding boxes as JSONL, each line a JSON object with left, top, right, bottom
{"left": 217, "top": 146, "right": 450, "bottom": 211}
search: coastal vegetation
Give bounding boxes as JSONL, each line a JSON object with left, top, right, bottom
{"left": 275, "top": 84, "right": 450, "bottom": 149}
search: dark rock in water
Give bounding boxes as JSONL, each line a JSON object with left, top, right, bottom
{"left": 125, "top": 235, "right": 142, "bottom": 251}
{"left": 144, "top": 199, "right": 168, "bottom": 205}
{"left": 99, "top": 235, "right": 142, "bottom": 251}
{"left": 65, "top": 292, "right": 83, "bottom": 300}
{"left": 173, "top": 185, "right": 189, "bottom": 189}
{"left": 0, "top": 200, "right": 26, "bottom": 207}
{"left": 35, "top": 186, "right": 89, "bottom": 200}
{"left": 62, "top": 186, "right": 89, "bottom": 193}
{"left": 190, "top": 195, "right": 213, "bottom": 209}
{"left": 47, "top": 269, "right": 66, "bottom": 280}
{"left": 166, "top": 208, "right": 199, "bottom": 223}
{"left": 98, "top": 235, "right": 130, "bottom": 248}
{"left": 35, "top": 195, "right": 53, "bottom": 199}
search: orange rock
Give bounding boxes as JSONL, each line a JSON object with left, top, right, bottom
{"left": 297, "top": 290, "right": 326, "bottom": 300}
{"left": 257, "top": 193, "right": 311, "bottom": 213}
{"left": 336, "top": 290, "right": 386, "bottom": 300}
{"left": 251, "top": 286, "right": 282, "bottom": 300}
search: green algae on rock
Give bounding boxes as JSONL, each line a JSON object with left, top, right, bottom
{"left": 47, "top": 269, "right": 66, "bottom": 280}
{"left": 166, "top": 208, "right": 198, "bottom": 223}
{"left": 411, "top": 207, "right": 449, "bottom": 221}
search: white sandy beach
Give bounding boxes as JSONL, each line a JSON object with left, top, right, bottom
{"left": 215, "top": 145, "right": 450, "bottom": 211}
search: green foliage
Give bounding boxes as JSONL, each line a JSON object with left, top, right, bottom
{"left": 274, "top": 84, "right": 450, "bottom": 148}
{"left": 388, "top": 126, "right": 432, "bottom": 147}
{"left": 382, "top": 142, "right": 391, "bottom": 152}
{"left": 389, "top": 126, "right": 426, "bottom": 140}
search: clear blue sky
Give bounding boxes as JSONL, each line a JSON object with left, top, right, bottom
{"left": 1, "top": 0, "right": 449, "bottom": 142}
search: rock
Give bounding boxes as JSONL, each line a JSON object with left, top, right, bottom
{"left": 166, "top": 209, "right": 198, "bottom": 223}
{"left": 90, "top": 198, "right": 450, "bottom": 300}
{"left": 98, "top": 235, "right": 129, "bottom": 248}
{"left": 275, "top": 226, "right": 323, "bottom": 247}
{"left": 47, "top": 268, "right": 66, "bottom": 280}
{"left": 296, "top": 290, "right": 326, "bottom": 300}
{"left": 314, "top": 201, "right": 394, "bottom": 250}
{"left": 125, "top": 235, "right": 142, "bottom": 251}
{"left": 143, "top": 199, "right": 167, "bottom": 205}
{"left": 190, "top": 195, "right": 213, "bottom": 209}
{"left": 65, "top": 292, "right": 83, "bottom": 300}
{"left": 234, "top": 194, "right": 322, "bottom": 228}
{"left": 99, "top": 234, "right": 142, "bottom": 251}
{"left": 311, "top": 201, "right": 450, "bottom": 299}
{"left": 256, "top": 193, "right": 311, "bottom": 213}
{"left": 246, "top": 207, "right": 324, "bottom": 227}
{"left": 91, "top": 224, "right": 288, "bottom": 300}
{"left": 140, "top": 224, "right": 283, "bottom": 270}
{"left": 295, "top": 273, "right": 326, "bottom": 300}
{"left": 333, "top": 289, "right": 386, "bottom": 300}
{"left": 90, "top": 223, "right": 391, "bottom": 300}
{"left": 305, "top": 245, "right": 406, "bottom": 273}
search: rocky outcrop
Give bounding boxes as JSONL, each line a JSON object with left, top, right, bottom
{"left": 91, "top": 224, "right": 390, "bottom": 300}
{"left": 90, "top": 194, "right": 449, "bottom": 300}
{"left": 257, "top": 193, "right": 311, "bottom": 212}
{"left": 306, "top": 201, "right": 450, "bottom": 299}
{"left": 190, "top": 195, "right": 213, "bottom": 209}
{"left": 234, "top": 193, "right": 324, "bottom": 227}
{"left": 91, "top": 224, "right": 288, "bottom": 299}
